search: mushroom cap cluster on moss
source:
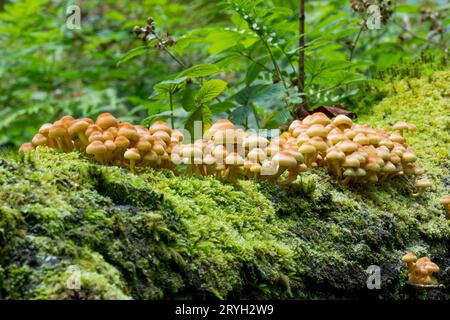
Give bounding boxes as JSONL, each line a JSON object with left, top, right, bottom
{"left": 401, "top": 252, "right": 440, "bottom": 286}
{"left": 20, "top": 113, "right": 422, "bottom": 186}
{"left": 20, "top": 113, "right": 182, "bottom": 173}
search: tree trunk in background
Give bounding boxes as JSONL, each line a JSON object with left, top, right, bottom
{"left": 295, "top": 0, "right": 309, "bottom": 119}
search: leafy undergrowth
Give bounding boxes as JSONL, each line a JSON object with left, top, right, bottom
{"left": 0, "top": 71, "right": 449, "bottom": 300}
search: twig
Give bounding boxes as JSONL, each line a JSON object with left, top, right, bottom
{"left": 349, "top": 17, "right": 367, "bottom": 62}
{"left": 153, "top": 33, "right": 188, "bottom": 68}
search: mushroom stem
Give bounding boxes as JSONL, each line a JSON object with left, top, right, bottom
{"left": 95, "top": 154, "right": 104, "bottom": 165}
{"left": 129, "top": 159, "right": 136, "bottom": 173}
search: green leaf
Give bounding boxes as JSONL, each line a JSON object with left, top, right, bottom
{"left": 196, "top": 79, "right": 228, "bottom": 104}
{"left": 396, "top": 5, "right": 418, "bottom": 13}
{"left": 184, "top": 106, "right": 213, "bottom": 140}
{"left": 210, "top": 101, "right": 236, "bottom": 114}
{"left": 245, "top": 58, "right": 268, "bottom": 85}
{"left": 181, "top": 85, "right": 197, "bottom": 112}
{"left": 263, "top": 109, "right": 291, "bottom": 129}
{"left": 153, "top": 77, "right": 187, "bottom": 94}
{"left": 177, "top": 64, "right": 220, "bottom": 79}
{"left": 117, "top": 46, "right": 148, "bottom": 67}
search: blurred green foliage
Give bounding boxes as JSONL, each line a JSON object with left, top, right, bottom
{"left": 0, "top": 0, "right": 448, "bottom": 147}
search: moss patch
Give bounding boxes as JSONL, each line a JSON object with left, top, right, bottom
{"left": 0, "top": 71, "right": 449, "bottom": 300}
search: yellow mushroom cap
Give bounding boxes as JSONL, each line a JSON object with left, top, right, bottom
{"left": 104, "top": 140, "right": 116, "bottom": 152}
{"left": 152, "top": 131, "right": 171, "bottom": 144}
{"left": 88, "top": 131, "right": 105, "bottom": 143}
{"left": 86, "top": 141, "right": 107, "bottom": 156}
{"left": 333, "top": 115, "right": 353, "bottom": 128}
{"left": 85, "top": 124, "right": 103, "bottom": 137}
{"left": 225, "top": 152, "right": 244, "bottom": 165}
{"left": 38, "top": 123, "right": 53, "bottom": 135}
{"left": 32, "top": 133, "right": 48, "bottom": 147}
{"left": 144, "top": 150, "right": 158, "bottom": 162}
{"left": 135, "top": 138, "right": 152, "bottom": 153}
{"left": 326, "top": 149, "right": 345, "bottom": 161}
{"left": 124, "top": 148, "right": 141, "bottom": 161}
{"left": 285, "top": 149, "right": 304, "bottom": 163}
{"left": 382, "top": 161, "right": 397, "bottom": 173}
{"left": 48, "top": 123, "right": 68, "bottom": 139}
{"left": 309, "top": 137, "right": 328, "bottom": 152}
{"left": 425, "top": 262, "right": 440, "bottom": 273}
{"left": 389, "top": 133, "right": 406, "bottom": 144}
{"left": 247, "top": 148, "right": 267, "bottom": 162}
{"left": 19, "top": 142, "right": 35, "bottom": 153}
{"left": 393, "top": 121, "right": 409, "bottom": 131}
{"left": 309, "top": 112, "right": 331, "bottom": 126}
{"left": 118, "top": 126, "right": 139, "bottom": 141}
{"left": 415, "top": 178, "right": 431, "bottom": 188}
{"left": 342, "top": 156, "right": 360, "bottom": 168}
{"left": 306, "top": 124, "right": 328, "bottom": 137}
{"left": 337, "top": 140, "right": 358, "bottom": 153}
{"left": 114, "top": 136, "right": 130, "bottom": 148}
{"left": 353, "top": 133, "right": 370, "bottom": 145}
{"left": 343, "top": 168, "right": 357, "bottom": 177}
{"left": 401, "top": 252, "right": 417, "bottom": 263}
{"left": 299, "top": 143, "right": 316, "bottom": 155}
{"left": 96, "top": 113, "right": 118, "bottom": 129}
{"left": 439, "top": 195, "right": 450, "bottom": 205}
{"left": 68, "top": 120, "right": 89, "bottom": 137}
{"left": 203, "top": 154, "right": 216, "bottom": 166}
{"left": 245, "top": 134, "right": 269, "bottom": 150}
{"left": 149, "top": 121, "right": 172, "bottom": 134}
{"left": 402, "top": 151, "right": 417, "bottom": 163}
{"left": 272, "top": 151, "right": 297, "bottom": 169}
{"left": 181, "top": 144, "right": 203, "bottom": 159}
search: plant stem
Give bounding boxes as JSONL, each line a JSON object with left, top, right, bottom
{"left": 298, "top": 0, "right": 305, "bottom": 96}
{"left": 153, "top": 33, "right": 188, "bottom": 68}
{"left": 295, "top": 0, "right": 309, "bottom": 119}
{"left": 349, "top": 18, "right": 366, "bottom": 62}
{"left": 261, "top": 38, "right": 289, "bottom": 93}
{"left": 169, "top": 91, "right": 174, "bottom": 128}
{"left": 251, "top": 103, "right": 261, "bottom": 129}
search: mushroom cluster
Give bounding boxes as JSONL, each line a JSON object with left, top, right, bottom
{"left": 20, "top": 114, "right": 183, "bottom": 173}
{"left": 287, "top": 113, "right": 421, "bottom": 184}
{"left": 401, "top": 252, "right": 440, "bottom": 286}
{"left": 20, "top": 113, "right": 422, "bottom": 185}
{"left": 182, "top": 119, "right": 306, "bottom": 183}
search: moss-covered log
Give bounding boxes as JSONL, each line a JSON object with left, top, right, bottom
{"left": 0, "top": 71, "right": 449, "bottom": 300}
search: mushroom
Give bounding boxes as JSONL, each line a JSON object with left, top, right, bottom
{"left": 326, "top": 148, "right": 345, "bottom": 178}
{"left": 49, "top": 123, "right": 73, "bottom": 152}
{"left": 68, "top": 119, "right": 90, "bottom": 149}
{"left": 271, "top": 151, "right": 297, "bottom": 181}
{"left": 413, "top": 178, "right": 431, "bottom": 197}
{"left": 31, "top": 133, "right": 48, "bottom": 148}
{"left": 86, "top": 140, "right": 107, "bottom": 164}
{"left": 19, "top": 142, "right": 34, "bottom": 154}
{"left": 124, "top": 148, "right": 141, "bottom": 173}
{"left": 439, "top": 196, "right": 450, "bottom": 219}
{"left": 96, "top": 113, "right": 118, "bottom": 130}
{"left": 333, "top": 115, "right": 353, "bottom": 130}
{"left": 224, "top": 152, "right": 244, "bottom": 181}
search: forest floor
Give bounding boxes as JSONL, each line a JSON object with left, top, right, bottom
{"left": 0, "top": 70, "right": 449, "bottom": 299}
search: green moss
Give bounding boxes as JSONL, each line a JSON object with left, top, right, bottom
{"left": 0, "top": 70, "right": 449, "bottom": 300}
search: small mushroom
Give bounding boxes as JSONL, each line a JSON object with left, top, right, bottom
{"left": 19, "top": 142, "right": 35, "bottom": 154}
{"left": 86, "top": 140, "right": 107, "bottom": 164}
{"left": 413, "top": 178, "right": 431, "bottom": 197}
{"left": 439, "top": 196, "right": 450, "bottom": 219}
{"left": 124, "top": 148, "right": 141, "bottom": 173}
